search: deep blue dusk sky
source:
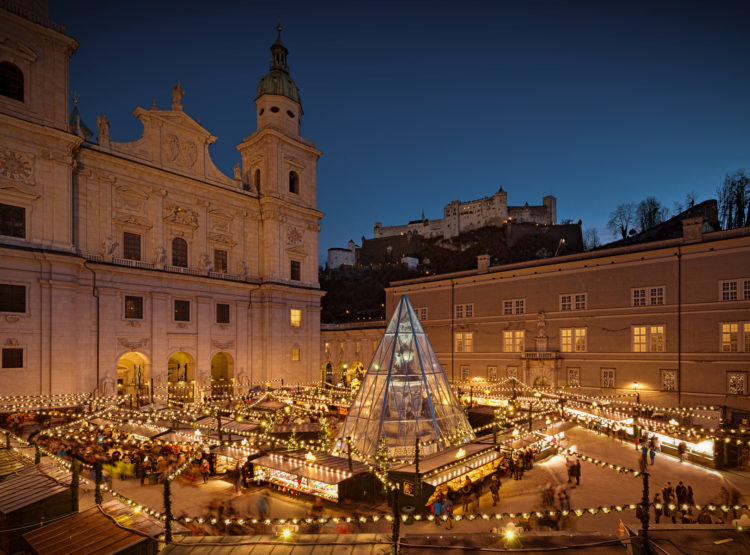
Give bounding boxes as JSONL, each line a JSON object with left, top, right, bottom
{"left": 50, "top": 1, "right": 750, "bottom": 264}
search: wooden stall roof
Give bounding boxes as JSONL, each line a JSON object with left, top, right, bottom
{"left": 270, "top": 423, "right": 319, "bottom": 434}
{"left": 22, "top": 498, "right": 182, "bottom": 555}
{"left": 210, "top": 445, "right": 259, "bottom": 459}
{"left": 392, "top": 441, "right": 495, "bottom": 475}
{"left": 159, "top": 533, "right": 392, "bottom": 554}
{"left": 0, "top": 450, "right": 31, "bottom": 478}
{"left": 0, "top": 465, "right": 70, "bottom": 513}
{"left": 253, "top": 450, "right": 369, "bottom": 483}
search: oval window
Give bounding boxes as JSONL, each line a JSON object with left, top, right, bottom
{"left": 258, "top": 108, "right": 264, "bottom": 116}
{"left": 286, "top": 110, "right": 295, "bottom": 118}
{"left": 270, "top": 106, "right": 279, "bottom": 113}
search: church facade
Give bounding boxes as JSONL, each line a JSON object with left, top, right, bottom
{"left": 0, "top": 4, "right": 323, "bottom": 396}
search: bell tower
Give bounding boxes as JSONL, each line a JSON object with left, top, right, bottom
{"left": 237, "top": 26, "right": 324, "bottom": 384}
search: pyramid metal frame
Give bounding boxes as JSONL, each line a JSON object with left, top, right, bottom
{"left": 335, "top": 295, "right": 474, "bottom": 462}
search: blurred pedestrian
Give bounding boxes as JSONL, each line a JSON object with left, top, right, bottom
{"left": 649, "top": 447, "right": 656, "bottom": 465}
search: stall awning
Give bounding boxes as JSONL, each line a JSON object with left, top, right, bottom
{"left": 23, "top": 499, "right": 188, "bottom": 554}
{"left": 159, "top": 533, "right": 393, "bottom": 554}
{"left": 116, "top": 423, "right": 169, "bottom": 439}
{"left": 210, "top": 445, "right": 259, "bottom": 460}
{"left": 271, "top": 423, "right": 319, "bottom": 434}
{"left": 0, "top": 465, "right": 69, "bottom": 514}
{"left": 0, "top": 450, "right": 30, "bottom": 478}
{"left": 253, "top": 450, "right": 368, "bottom": 482}
{"left": 393, "top": 441, "right": 495, "bottom": 475}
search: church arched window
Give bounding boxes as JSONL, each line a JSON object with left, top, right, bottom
{"left": 171, "top": 237, "right": 188, "bottom": 267}
{"left": 0, "top": 62, "right": 24, "bottom": 102}
{"left": 289, "top": 171, "right": 299, "bottom": 194}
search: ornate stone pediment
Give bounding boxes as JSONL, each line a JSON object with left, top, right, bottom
{"left": 285, "top": 245, "right": 307, "bottom": 256}
{"left": 118, "top": 337, "right": 149, "bottom": 350}
{"left": 212, "top": 339, "right": 234, "bottom": 350}
{"left": 113, "top": 213, "right": 152, "bottom": 229}
{"left": 164, "top": 204, "right": 199, "bottom": 229}
{"left": 208, "top": 233, "right": 236, "bottom": 246}
{"left": 0, "top": 181, "right": 39, "bottom": 200}
{"left": 0, "top": 39, "right": 37, "bottom": 62}
{"left": 115, "top": 185, "right": 150, "bottom": 214}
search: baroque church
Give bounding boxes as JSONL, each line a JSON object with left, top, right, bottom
{"left": 0, "top": 2, "right": 323, "bottom": 396}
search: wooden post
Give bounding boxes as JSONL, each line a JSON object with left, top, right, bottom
{"left": 95, "top": 462, "right": 103, "bottom": 504}
{"left": 638, "top": 471, "right": 650, "bottom": 552}
{"left": 71, "top": 458, "right": 80, "bottom": 513}
{"left": 164, "top": 478, "right": 173, "bottom": 543}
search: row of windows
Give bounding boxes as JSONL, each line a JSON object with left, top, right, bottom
{"left": 454, "top": 326, "right": 666, "bottom": 353}
{"left": 721, "top": 323, "right": 750, "bottom": 352}
{"left": 1, "top": 284, "right": 304, "bottom": 328}
{"left": 721, "top": 279, "right": 750, "bottom": 302}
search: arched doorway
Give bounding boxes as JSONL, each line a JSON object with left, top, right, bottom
{"left": 210, "top": 352, "right": 234, "bottom": 395}
{"left": 168, "top": 352, "right": 195, "bottom": 401}
{"left": 337, "top": 362, "right": 348, "bottom": 386}
{"left": 321, "top": 361, "right": 333, "bottom": 384}
{"left": 116, "top": 352, "right": 150, "bottom": 405}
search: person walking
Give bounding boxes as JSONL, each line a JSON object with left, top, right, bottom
{"left": 572, "top": 460, "right": 581, "bottom": 486}
{"left": 490, "top": 475, "right": 501, "bottom": 506}
{"left": 649, "top": 447, "right": 656, "bottom": 465}
{"left": 653, "top": 493, "right": 663, "bottom": 524}
{"left": 460, "top": 479, "right": 472, "bottom": 513}
{"left": 443, "top": 496, "right": 454, "bottom": 529}
{"left": 678, "top": 442, "right": 687, "bottom": 463}
{"left": 687, "top": 485, "right": 695, "bottom": 507}
{"left": 200, "top": 457, "right": 210, "bottom": 484}
{"left": 232, "top": 462, "right": 242, "bottom": 494}
{"left": 676, "top": 482, "right": 687, "bottom": 505}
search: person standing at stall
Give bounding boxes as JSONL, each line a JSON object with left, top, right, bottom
{"left": 490, "top": 475, "right": 501, "bottom": 506}
{"left": 200, "top": 457, "right": 210, "bottom": 484}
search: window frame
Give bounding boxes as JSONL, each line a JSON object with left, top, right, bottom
{"left": 601, "top": 367, "right": 616, "bottom": 388}
{"left": 454, "top": 303, "right": 474, "bottom": 319}
{"left": 503, "top": 330, "right": 524, "bottom": 353}
{"left": 560, "top": 328, "right": 586, "bottom": 352}
{"left": 727, "top": 371, "right": 748, "bottom": 396}
{"left": 216, "top": 303, "right": 231, "bottom": 325}
{"left": 290, "top": 260, "right": 301, "bottom": 281}
{"left": 415, "top": 307, "right": 428, "bottom": 321}
{"left": 1, "top": 347, "right": 23, "bottom": 369}
{"left": 290, "top": 308, "right": 302, "bottom": 328}
{"left": 214, "top": 248, "right": 228, "bottom": 274}
{"left": 0, "top": 61, "right": 24, "bottom": 102}
{"left": 124, "top": 295, "right": 144, "bottom": 320}
{"left": 660, "top": 369, "right": 678, "bottom": 392}
{"left": 719, "top": 279, "right": 750, "bottom": 301}
{"left": 503, "top": 298, "right": 525, "bottom": 315}
{"left": 291, "top": 345, "right": 301, "bottom": 361}
{"left": 567, "top": 367, "right": 581, "bottom": 387}
{"left": 487, "top": 365, "right": 498, "bottom": 381}
{"left": 123, "top": 231, "right": 142, "bottom": 261}
{"left": 0, "top": 202, "right": 26, "bottom": 239}
{"left": 173, "top": 299, "right": 191, "bottom": 322}
{"left": 632, "top": 285, "right": 666, "bottom": 306}
{"left": 632, "top": 324, "right": 666, "bottom": 353}
{"left": 171, "top": 237, "right": 188, "bottom": 268}
{"left": 0, "top": 283, "right": 26, "bottom": 314}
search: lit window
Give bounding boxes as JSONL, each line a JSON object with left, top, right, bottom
{"left": 455, "top": 332, "right": 473, "bottom": 353}
{"left": 561, "top": 328, "right": 586, "bottom": 352}
{"left": 503, "top": 330, "right": 523, "bottom": 352}
{"left": 124, "top": 296, "right": 143, "bottom": 319}
{"left": 291, "top": 346, "right": 300, "bottom": 361}
{"left": 633, "top": 325, "right": 665, "bottom": 352}
{"left": 290, "top": 308, "right": 302, "bottom": 327}
{"left": 745, "top": 324, "right": 750, "bottom": 352}
{"left": 633, "top": 326, "right": 646, "bottom": 352}
{"left": 650, "top": 325, "right": 664, "bottom": 352}
{"left": 722, "top": 323, "right": 738, "bottom": 352}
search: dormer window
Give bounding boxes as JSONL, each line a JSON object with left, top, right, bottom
{"left": 0, "top": 62, "right": 23, "bottom": 102}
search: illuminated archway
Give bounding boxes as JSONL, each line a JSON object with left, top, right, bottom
{"left": 168, "top": 352, "right": 195, "bottom": 383}
{"left": 210, "top": 352, "right": 234, "bottom": 395}
{"left": 321, "top": 361, "right": 333, "bottom": 384}
{"left": 116, "top": 352, "right": 150, "bottom": 402}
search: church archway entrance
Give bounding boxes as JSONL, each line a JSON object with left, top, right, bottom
{"left": 210, "top": 352, "right": 234, "bottom": 396}
{"left": 168, "top": 352, "right": 195, "bottom": 401}
{"left": 116, "top": 352, "right": 150, "bottom": 406}
{"left": 322, "top": 362, "right": 333, "bottom": 384}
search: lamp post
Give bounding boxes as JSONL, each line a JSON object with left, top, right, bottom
{"left": 633, "top": 382, "right": 640, "bottom": 441}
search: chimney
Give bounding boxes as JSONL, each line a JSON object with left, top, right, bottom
{"left": 477, "top": 254, "right": 490, "bottom": 273}
{"left": 682, "top": 217, "right": 704, "bottom": 244}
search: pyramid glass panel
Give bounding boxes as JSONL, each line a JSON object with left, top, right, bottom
{"left": 335, "top": 295, "right": 474, "bottom": 462}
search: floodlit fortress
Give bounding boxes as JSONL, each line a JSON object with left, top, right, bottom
{"left": 0, "top": 5, "right": 323, "bottom": 395}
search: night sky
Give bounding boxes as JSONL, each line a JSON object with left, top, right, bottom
{"left": 50, "top": 1, "right": 750, "bottom": 264}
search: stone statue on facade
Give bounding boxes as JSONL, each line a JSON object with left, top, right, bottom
{"left": 172, "top": 83, "right": 184, "bottom": 111}
{"left": 536, "top": 311, "right": 547, "bottom": 337}
{"left": 96, "top": 114, "right": 110, "bottom": 145}
{"left": 233, "top": 163, "right": 241, "bottom": 181}
{"left": 154, "top": 246, "right": 167, "bottom": 265}
{"left": 102, "top": 236, "right": 119, "bottom": 256}
{"left": 199, "top": 252, "right": 213, "bottom": 272}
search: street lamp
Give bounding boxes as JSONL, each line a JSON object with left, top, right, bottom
{"left": 633, "top": 382, "right": 640, "bottom": 441}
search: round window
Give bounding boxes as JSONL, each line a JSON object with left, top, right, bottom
{"left": 286, "top": 110, "right": 295, "bottom": 118}
{"left": 270, "top": 106, "right": 280, "bottom": 113}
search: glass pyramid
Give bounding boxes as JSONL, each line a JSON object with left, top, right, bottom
{"left": 335, "top": 295, "right": 475, "bottom": 462}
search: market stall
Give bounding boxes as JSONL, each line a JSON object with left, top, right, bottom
{"left": 0, "top": 465, "right": 73, "bottom": 553}
{"left": 252, "top": 450, "right": 372, "bottom": 503}
{"left": 210, "top": 444, "right": 260, "bottom": 474}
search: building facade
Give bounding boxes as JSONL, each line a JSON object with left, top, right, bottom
{"left": 385, "top": 219, "right": 750, "bottom": 415}
{"left": 0, "top": 5, "right": 323, "bottom": 396}
{"left": 373, "top": 189, "right": 556, "bottom": 240}
{"left": 320, "top": 321, "right": 384, "bottom": 385}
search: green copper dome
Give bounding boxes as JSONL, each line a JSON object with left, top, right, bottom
{"left": 256, "top": 26, "right": 301, "bottom": 105}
